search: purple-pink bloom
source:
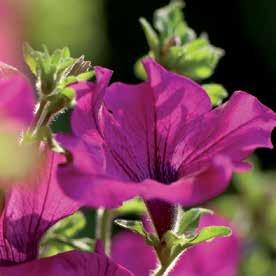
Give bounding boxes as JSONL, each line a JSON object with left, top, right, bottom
{"left": 111, "top": 214, "right": 240, "bottom": 276}
{"left": 58, "top": 58, "right": 276, "bottom": 208}
{"left": 0, "top": 242, "right": 133, "bottom": 276}
{"left": 0, "top": 137, "right": 132, "bottom": 275}
{"left": 0, "top": 63, "right": 132, "bottom": 275}
{"left": 0, "top": 150, "right": 81, "bottom": 265}
{"left": 0, "top": 62, "right": 35, "bottom": 125}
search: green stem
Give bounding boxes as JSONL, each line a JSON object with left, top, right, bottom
{"left": 32, "top": 100, "right": 51, "bottom": 137}
{"left": 147, "top": 203, "right": 183, "bottom": 276}
{"left": 153, "top": 266, "right": 168, "bottom": 276}
{"left": 96, "top": 208, "right": 113, "bottom": 256}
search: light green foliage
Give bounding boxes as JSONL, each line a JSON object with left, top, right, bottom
{"left": 24, "top": 44, "right": 92, "bottom": 97}
{"left": 114, "top": 219, "right": 158, "bottom": 246}
{"left": 136, "top": 0, "right": 227, "bottom": 106}
{"left": 203, "top": 83, "right": 228, "bottom": 105}
{"left": 40, "top": 211, "right": 94, "bottom": 257}
{"left": 186, "top": 225, "right": 231, "bottom": 245}
{"left": 153, "top": 1, "right": 195, "bottom": 45}
{"left": 115, "top": 208, "right": 231, "bottom": 276}
{"left": 154, "top": 213, "right": 231, "bottom": 275}
{"left": 165, "top": 36, "right": 223, "bottom": 81}
{"left": 23, "top": 44, "right": 93, "bottom": 146}
{"left": 176, "top": 208, "right": 213, "bottom": 236}
{"left": 115, "top": 219, "right": 147, "bottom": 237}
{"left": 115, "top": 197, "right": 147, "bottom": 216}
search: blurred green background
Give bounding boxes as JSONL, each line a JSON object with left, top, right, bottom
{"left": 2, "top": 0, "right": 276, "bottom": 275}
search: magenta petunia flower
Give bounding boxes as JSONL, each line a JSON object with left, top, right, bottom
{"left": 0, "top": 63, "right": 37, "bottom": 186}
{"left": 0, "top": 251, "right": 132, "bottom": 276}
{"left": 111, "top": 214, "right": 240, "bottom": 276}
{"left": 0, "top": 150, "right": 82, "bottom": 266}
{"left": 0, "top": 239, "right": 132, "bottom": 276}
{"left": 58, "top": 58, "right": 276, "bottom": 208}
{"left": 0, "top": 62, "right": 35, "bottom": 125}
{"left": 0, "top": 135, "right": 131, "bottom": 274}
{"left": 0, "top": 63, "right": 132, "bottom": 275}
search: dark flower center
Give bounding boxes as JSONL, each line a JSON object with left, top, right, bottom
{"left": 152, "top": 161, "right": 179, "bottom": 185}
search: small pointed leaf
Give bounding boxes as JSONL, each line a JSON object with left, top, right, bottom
{"left": 203, "top": 83, "right": 228, "bottom": 106}
{"left": 176, "top": 208, "right": 213, "bottom": 236}
{"left": 187, "top": 226, "right": 232, "bottom": 245}
{"left": 115, "top": 219, "right": 146, "bottom": 237}
{"left": 115, "top": 198, "right": 146, "bottom": 216}
{"left": 23, "top": 43, "right": 38, "bottom": 75}
{"left": 139, "top": 18, "right": 160, "bottom": 56}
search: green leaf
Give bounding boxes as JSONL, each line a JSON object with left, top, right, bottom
{"left": 77, "top": 71, "right": 94, "bottom": 81}
{"left": 152, "top": 224, "right": 231, "bottom": 274}
{"left": 176, "top": 208, "right": 213, "bottom": 236}
{"left": 115, "top": 219, "right": 146, "bottom": 237}
{"left": 187, "top": 226, "right": 232, "bottom": 245}
{"left": 23, "top": 44, "right": 93, "bottom": 96}
{"left": 23, "top": 43, "right": 38, "bottom": 75}
{"left": 139, "top": 18, "right": 160, "bottom": 56}
{"left": 153, "top": 0, "right": 194, "bottom": 44}
{"left": 134, "top": 55, "right": 152, "bottom": 80}
{"left": 115, "top": 219, "right": 159, "bottom": 246}
{"left": 136, "top": 1, "right": 224, "bottom": 83}
{"left": 63, "top": 76, "right": 78, "bottom": 86}
{"left": 166, "top": 36, "right": 224, "bottom": 80}
{"left": 202, "top": 83, "right": 228, "bottom": 106}
{"left": 50, "top": 211, "right": 86, "bottom": 236}
{"left": 41, "top": 211, "right": 94, "bottom": 257}
{"left": 61, "top": 87, "right": 76, "bottom": 102}
{"left": 115, "top": 198, "right": 146, "bottom": 216}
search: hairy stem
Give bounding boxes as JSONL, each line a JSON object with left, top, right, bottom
{"left": 152, "top": 265, "right": 168, "bottom": 276}
{"left": 146, "top": 202, "right": 182, "bottom": 276}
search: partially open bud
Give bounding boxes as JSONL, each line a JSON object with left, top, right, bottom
{"left": 67, "top": 55, "right": 92, "bottom": 77}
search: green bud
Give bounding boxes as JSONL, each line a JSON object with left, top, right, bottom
{"left": 135, "top": 0, "right": 225, "bottom": 104}
{"left": 202, "top": 83, "right": 228, "bottom": 106}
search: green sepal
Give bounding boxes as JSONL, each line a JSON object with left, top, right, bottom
{"left": 176, "top": 208, "right": 213, "bottom": 236}
{"left": 134, "top": 54, "right": 154, "bottom": 80}
{"left": 154, "top": 224, "right": 231, "bottom": 275}
{"left": 135, "top": 1, "right": 224, "bottom": 83}
{"left": 153, "top": 0, "right": 194, "bottom": 44}
{"left": 185, "top": 225, "right": 232, "bottom": 246}
{"left": 115, "top": 198, "right": 146, "bottom": 216}
{"left": 166, "top": 36, "right": 224, "bottom": 81}
{"left": 115, "top": 219, "right": 159, "bottom": 246}
{"left": 139, "top": 18, "right": 160, "bottom": 56}
{"left": 46, "top": 87, "right": 76, "bottom": 115}
{"left": 77, "top": 70, "right": 95, "bottom": 81}
{"left": 23, "top": 43, "right": 38, "bottom": 75}
{"left": 23, "top": 44, "right": 92, "bottom": 96}
{"left": 41, "top": 212, "right": 94, "bottom": 257}
{"left": 202, "top": 83, "right": 228, "bottom": 106}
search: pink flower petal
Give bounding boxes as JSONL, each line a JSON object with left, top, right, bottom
{"left": 58, "top": 59, "right": 276, "bottom": 207}
{"left": 0, "top": 250, "right": 133, "bottom": 276}
{"left": 0, "top": 150, "right": 81, "bottom": 265}
{"left": 0, "top": 62, "right": 35, "bottom": 124}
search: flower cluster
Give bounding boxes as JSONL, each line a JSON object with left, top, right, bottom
{"left": 0, "top": 52, "right": 275, "bottom": 275}
{"left": 0, "top": 2, "right": 275, "bottom": 275}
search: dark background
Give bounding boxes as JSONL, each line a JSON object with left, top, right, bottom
{"left": 105, "top": 0, "right": 276, "bottom": 168}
